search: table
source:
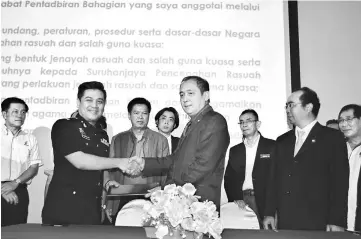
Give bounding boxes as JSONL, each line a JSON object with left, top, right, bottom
{"left": 1, "top": 224, "right": 358, "bottom": 239}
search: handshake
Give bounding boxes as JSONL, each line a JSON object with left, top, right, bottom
{"left": 122, "top": 156, "right": 145, "bottom": 176}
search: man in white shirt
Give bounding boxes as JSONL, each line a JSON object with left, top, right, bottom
{"left": 264, "top": 87, "right": 349, "bottom": 231}
{"left": 155, "top": 107, "right": 180, "bottom": 154}
{"left": 224, "top": 109, "right": 275, "bottom": 228}
{"left": 338, "top": 104, "right": 361, "bottom": 231}
{"left": 1, "top": 97, "right": 42, "bottom": 226}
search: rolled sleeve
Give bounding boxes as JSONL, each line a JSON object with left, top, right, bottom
{"left": 29, "top": 134, "right": 43, "bottom": 167}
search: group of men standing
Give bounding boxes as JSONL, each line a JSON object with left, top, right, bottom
{"left": 2, "top": 77, "right": 361, "bottom": 233}
{"left": 225, "top": 87, "right": 361, "bottom": 232}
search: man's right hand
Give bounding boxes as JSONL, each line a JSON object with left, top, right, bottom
{"left": 126, "top": 156, "right": 145, "bottom": 175}
{"left": 234, "top": 200, "right": 247, "bottom": 209}
{"left": 105, "top": 207, "right": 113, "bottom": 224}
{"left": 263, "top": 216, "right": 277, "bottom": 230}
{"left": 2, "top": 191, "right": 19, "bottom": 205}
{"left": 145, "top": 186, "right": 161, "bottom": 198}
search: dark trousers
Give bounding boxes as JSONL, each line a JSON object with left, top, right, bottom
{"left": 243, "top": 191, "right": 263, "bottom": 229}
{"left": 1, "top": 184, "right": 29, "bottom": 227}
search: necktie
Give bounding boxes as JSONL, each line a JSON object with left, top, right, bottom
{"left": 294, "top": 130, "right": 305, "bottom": 156}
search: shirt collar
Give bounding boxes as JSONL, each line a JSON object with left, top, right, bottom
{"left": 295, "top": 119, "right": 317, "bottom": 137}
{"left": 158, "top": 131, "right": 171, "bottom": 139}
{"left": 189, "top": 104, "right": 212, "bottom": 124}
{"left": 244, "top": 132, "right": 261, "bottom": 148}
{"left": 75, "top": 114, "right": 103, "bottom": 129}
{"left": 2, "top": 124, "right": 22, "bottom": 136}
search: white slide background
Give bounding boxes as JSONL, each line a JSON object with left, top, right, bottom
{"left": 1, "top": 0, "right": 290, "bottom": 222}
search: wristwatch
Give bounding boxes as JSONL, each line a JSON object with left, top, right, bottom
{"left": 14, "top": 178, "right": 21, "bottom": 184}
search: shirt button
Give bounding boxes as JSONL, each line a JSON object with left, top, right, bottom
{"left": 288, "top": 174, "right": 292, "bottom": 177}
{"left": 73, "top": 191, "right": 76, "bottom": 194}
{"left": 286, "top": 191, "right": 290, "bottom": 194}
{"left": 96, "top": 144, "right": 99, "bottom": 147}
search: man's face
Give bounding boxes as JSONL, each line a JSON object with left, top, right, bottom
{"left": 286, "top": 90, "right": 309, "bottom": 127}
{"left": 129, "top": 104, "right": 149, "bottom": 130}
{"left": 157, "top": 110, "right": 176, "bottom": 135}
{"left": 2, "top": 103, "right": 27, "bottom": 129}
{"left": 77, "top": 89, "right": 105, "bottom": 126}
{"left": 180, "top": 79, "right": 209, "bottom": 117}
{"left": 239, "top": 113, "right": 260, "bottom": 137}
{"left": 339, "top": 109, "right": 361, "bottom": 140}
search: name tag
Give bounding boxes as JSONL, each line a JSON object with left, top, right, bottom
{"left": 260, "top": 154, "right": 270, "bottom": 158}
{"left": 101, "top": 138, "right": 109, "bottom": 147}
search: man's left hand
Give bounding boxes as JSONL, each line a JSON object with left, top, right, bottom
{"left": 1, "top": 181, "right": 18, "bottom": 195}
{"left": 326, "top": 224, "right": 345, "bottom": 232}
{"left": 105, "top": 180, "right": 120, "bottom": 191}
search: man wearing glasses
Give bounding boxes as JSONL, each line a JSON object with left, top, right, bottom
{"left": 338, "top": 104, "right": 361, "bottom": 232}
{"left": 263, "top": 87, "right": 349, "bottom": 231}
{"left": 1, "top": 97, "right": 42, "bottom": 226}
{"left": 224, "top": 109, "right": 275, "bottom": 228}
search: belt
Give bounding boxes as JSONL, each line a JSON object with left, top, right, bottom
{"left": 243, "top": 189, "right": 255, "bottom": 196}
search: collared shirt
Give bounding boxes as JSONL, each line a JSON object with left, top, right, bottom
{"left": 295, "top": 119, "right": 318, "bottom": 144}
{"left": 347, "top": 142, "right": 361, "bottom": 231}
{"left": 1, "top": 125, "right": 42, "bottom": 183}
{"left": 242, "top": 133, "right": 260, "bottom": 190}
{"left": 42, "top": 115, "right": 110, "bottom": 224}
{"left": 159, "top": 131, "right": 172, "bottom": 153}
{"left": 122, "top": 128, "right": 170, "bottom": 185}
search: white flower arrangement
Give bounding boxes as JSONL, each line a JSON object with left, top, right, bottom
{"left": 143, "top": 183, "right": 223, "bottom": 239}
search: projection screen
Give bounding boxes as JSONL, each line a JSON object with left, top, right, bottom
{"left": 1, "top": 0, "right": 291, "bottom": 222}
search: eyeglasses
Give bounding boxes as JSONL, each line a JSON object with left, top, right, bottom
{"left": 338, "top": 117, "right": 357, "bottom": 125}
{"left": 238, "top": 120, "right": 257, "bottom": 126}
{"left": 285, "top": 102, "right": 302, "bottom": 110}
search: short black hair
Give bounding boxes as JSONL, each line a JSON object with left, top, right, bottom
{"left": 326, "top": 119, "right": 338, "bottom": 126}
{"left": 298, "top": 87, "right": 321, "bottom": 117}
{"left": 77, "top": 81, "right": 107, "bottom": 101}
{"left": 181, "top": 76, "right": 210, "bottom": 95}
{"left": 127, "top": 97, "right": 151, "bottom": 113}
{"left": 240, "top": 109, "right": 259, "bottom": 121}
{"left": 1, "top": 97, "right": 29, "bottom": 112}
{"left": 338, "top": 104, "right": 361, "bottom": 119}
{"left": 155, "top": 107, "right": 180, "bottom": 131}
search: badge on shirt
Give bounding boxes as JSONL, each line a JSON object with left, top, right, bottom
{"left": 260, "top": 154, "right": 270, "bottom": 159}
{"left": 101, "top": 138, "right": 109, "bottom": 147}
{"left": 79, "top": 128, "right": 90, "bottom": 140}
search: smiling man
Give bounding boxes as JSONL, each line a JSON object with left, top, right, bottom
{"left": 103, "top": 97, "right": 169, "bottom": 224}
{"left": 42, "top": 81, "right": 133, "bottom": 225}
{"left": 129, "top": 76, "right": 230, "bottom": 212}
{"left": 263, "top": 87, "right": 349, "bottom": 231}
{"left": 338, "top": 104, "right": 361, "bottom": 231}
{"left": 1, "top": 97, "right": 42, "bottom": 226}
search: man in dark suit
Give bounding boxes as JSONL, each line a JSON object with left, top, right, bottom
{"left": 224, "top": 109, "right": 275, "bottom": 228}
{"left": 263, "top": 87, "right": 349, "bottom": 231}
{"left": 155, "top": 107, "right": 180, "bottom": 153}
{"left": 130, "top": 76, "right": 230, "bottom": 211}
{"left": 338, "top": 104, "right": 361, "bottom": 231}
